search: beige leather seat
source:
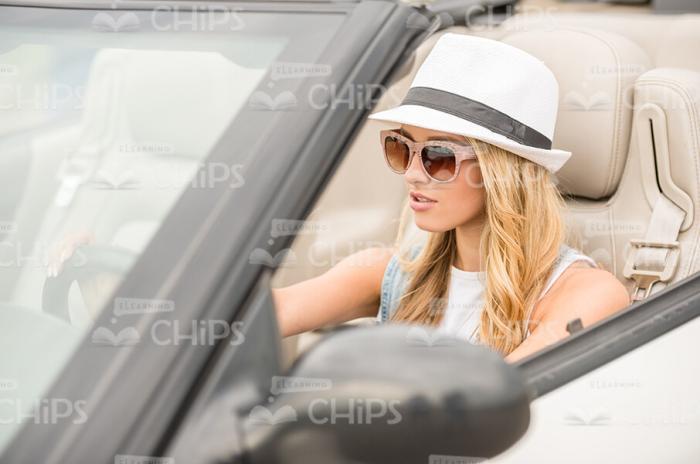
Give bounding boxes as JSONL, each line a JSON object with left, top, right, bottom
{"left": 494, "top": 22, "right": 700, "bottom": 301}
{"left": 487, "top": 13, "right": 700, "bottom": 299}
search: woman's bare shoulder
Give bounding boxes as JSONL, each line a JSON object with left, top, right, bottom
{"left": 532, "top": 263, "right": 631, "bottom": 332}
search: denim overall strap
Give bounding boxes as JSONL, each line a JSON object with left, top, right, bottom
{"left": 378, "top": 243, "right": 423, "bottom": 322}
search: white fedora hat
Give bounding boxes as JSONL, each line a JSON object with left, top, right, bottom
{"left": 369, "top": 33, "right": 571, "bottom": 173}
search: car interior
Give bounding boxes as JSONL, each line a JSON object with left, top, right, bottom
{"left": 0, "top": 45, "right": 258, "bottom": 449}
{"left": 271, "top": 11, "right": 700, "bottom": 366}
{"left": 0, "top": 47, "right": 254, "bottom": 312}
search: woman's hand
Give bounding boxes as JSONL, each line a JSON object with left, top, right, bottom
{"left": 46, "top": 230, "right": 121, "bottom": 321}
{"left": 47, "top": 230, "right": 94, "bottom": 277}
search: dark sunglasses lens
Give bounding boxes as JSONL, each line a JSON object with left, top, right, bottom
{"left": 421, "top": 146, "right": 457, "bottom": 181}
{"left": 384, "top": 137, "right": 410, "bottom": 173}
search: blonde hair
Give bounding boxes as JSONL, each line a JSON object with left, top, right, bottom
{"left": 390, "top": 137, "right": 565, "bottom": 355}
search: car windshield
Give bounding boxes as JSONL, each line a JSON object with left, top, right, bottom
{"left": 0, "top": 5, "right": 344, "bottom": 450}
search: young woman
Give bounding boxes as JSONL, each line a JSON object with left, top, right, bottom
{"left": 272, "top": 33, "right": 630, "bottom": 362}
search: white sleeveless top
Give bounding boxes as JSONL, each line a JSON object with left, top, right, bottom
{"left": 437, "top": 244, "right": 597, "bottom": 342}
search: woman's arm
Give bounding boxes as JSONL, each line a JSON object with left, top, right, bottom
{"left": 271, "top": 246, "right": 394, "bottom": 338}
{"left": 505, "top": 264, "right": 631, "bottom": 363}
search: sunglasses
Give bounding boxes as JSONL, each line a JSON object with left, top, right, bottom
{"left": 380, "top": 129, "right": 477, "bottom": 183}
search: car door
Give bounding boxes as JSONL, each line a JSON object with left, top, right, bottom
{"left": 0, "top": 1, "right": 435, "bottom": 462}
{"left": 495, "top": 275, "right": 700, "bottom": 463}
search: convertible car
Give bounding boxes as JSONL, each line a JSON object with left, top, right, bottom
{"left": 0, "top": 0, "right": 698, "bottom": 463}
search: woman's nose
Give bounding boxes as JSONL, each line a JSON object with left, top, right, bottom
{"left": 404, "top": 150, "right": 429, "bottom": 184}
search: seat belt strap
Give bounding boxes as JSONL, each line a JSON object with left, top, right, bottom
{"left": 623, "top": 195, "right": 685, "bottom": 301}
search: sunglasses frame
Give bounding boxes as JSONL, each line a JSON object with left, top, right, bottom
{"left": 380, "top": 129, "right": 477, "bottom": 183}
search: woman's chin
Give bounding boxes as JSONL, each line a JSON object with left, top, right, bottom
{"left": 414, "top": 217, "right": 451, "bottom": 233}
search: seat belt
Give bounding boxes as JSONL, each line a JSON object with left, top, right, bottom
{"left": 623, "top": 194, "right": 685, "bottom": 301}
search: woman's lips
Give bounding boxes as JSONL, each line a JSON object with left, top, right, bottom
{"left": 409, "top": 191, "right": 437, "bottom": 212}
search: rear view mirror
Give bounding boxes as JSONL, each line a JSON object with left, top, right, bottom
{"left": 244, "top": 324, "right": 531, "bottom": 464}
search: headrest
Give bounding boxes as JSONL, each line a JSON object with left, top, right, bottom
{"left": 502, "top": 28, "right": 651, "bottom": 199}
{"left": 496, "top": 13, "right": 700, "bottom": 73}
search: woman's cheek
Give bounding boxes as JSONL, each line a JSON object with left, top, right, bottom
{"left": 461, "top": 160, "right": 484, "bottom": 190}
{"left": 456, "top": 165, "right": 486, "bottom": 219}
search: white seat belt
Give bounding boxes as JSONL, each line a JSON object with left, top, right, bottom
{"left": 623, "top": 194, "right": 685, "bottom": 301}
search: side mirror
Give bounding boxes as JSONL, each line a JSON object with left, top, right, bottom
{"left": 244, "top": 325, "right": 531, "bottom": 464}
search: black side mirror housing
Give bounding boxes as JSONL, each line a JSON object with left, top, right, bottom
{"left": 244, "top": 324, "right": 531, "bottom": 464}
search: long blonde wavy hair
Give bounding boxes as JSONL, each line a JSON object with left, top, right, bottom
{"left": 390, "top": 136, "right": 565, "bottom": 355}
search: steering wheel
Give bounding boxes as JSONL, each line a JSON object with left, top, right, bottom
{"left": 41, "top": 245, "right": 137, "bottom": 322}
